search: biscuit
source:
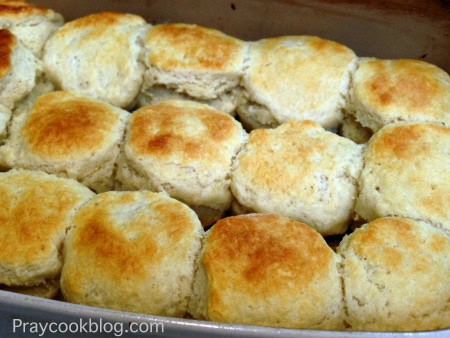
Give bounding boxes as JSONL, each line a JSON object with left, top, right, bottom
{"left": 0, "top": 170, "right": 95, "bottom": 288}
{"left": 61, "top": 191, "right": 204, "bottom": 317}
{"left": 43, "top": 12, "right": 149, "bottom": 108}
{"left": 0, "top": 0, "right": 63, "bottom": 57}
{"left": 231, "top": 120, "right": 364, "bottom": 235}
{"left": 0, "top": 91, "right": 128, "bottom": 192}
{"left": 139, "top": 23, "right": 247, "bottom": 114}
{"left": 116, "top": 100, "right": 248, "bottom": 226}
{"left": 0, "top": 102, "right": 10, "bottom": 143}
{"left": 0, "top": 29, "right": 40, "bottom": 110}
{"left": 189, "top": 214, "right": 345, "bottom": 329}
{"left": 355, "top": 122, "right": 450, "bottom": 234}
{"left": 338, "top": 217, "right": 450, "bottom": 331}
{"left": 238, "top": 36, "right": 357, "bottom": 130}
{"left": 349, "top": 58, "right": 450, "bottom": 132}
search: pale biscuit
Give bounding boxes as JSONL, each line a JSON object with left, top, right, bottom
{"left": 231, "top": 120, "right": 364, "bottom": 235}
{"left": 0, "top": 29, "right": 40, "bottom": 110}
{"left": 1, "top": 278, "right": 59, "bottom": 299}
{"left": 355, "top": 122, "right": 450, "bottom": 234}
{"left": 61, "top": 191, "right": 204, "bottom": 317}
{"left": 189, "top": 214, "right": 345, "bottom": 329}
{"left": 0, "top": 0, "right": 63, "bottom": 57}
{"left": 349, "top": 58, "right": 450, "bottom": 131}
{"left": 0, "top": 170, "right": 95, "bottom": 287}
{"left": 0, "top": 102, "right": 10, "bottom": 143}
{"left": 140, "top": 23, "right": 247, "bottom": 114}
{"left": 116, "top": 100, "right": 248, "bottom": 226}
{"left": 43, "top": 12, "right": 148, "bottom": 108}
{"left": 338, "top": 217, "right": 450, "bottom": 331}
{"left": 238, "top": 36, "right": 357, "bottom": 130}
{"left": 0, "top": 91, "right": 128, "bottom": 192}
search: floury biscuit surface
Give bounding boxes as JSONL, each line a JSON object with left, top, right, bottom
{"left": 116, "top": 99, "right": 247, "bottom": 226}
{"left": 0, "top": 29, "right": 40, "bottom": 110}
{"left": 61, "top": 191, "right": 204, "bottom": 317}
{"left": 140, "top": 23, "right": 247, "bottom": 114}
{"left": 189, "top": 214, "right": 345, "bottom": 329}
{"left": 43, "top": 12, "right": 148, "bottom": 108}
{"left": 0, "top": 0, "right": 64, "bottom": 57}
{"left": 0, "top": 91, "right": 128, "bottom": 192}
{"left": 238, "top": 36, "right": 357, "bottom": 129}
{"left": 0, "top": 170, "right": 94, "bottom": 288}
{"left": 349, "top": 58, "right": 450, "bottom": 131}
{"left": 355, "top": 122, "right": 450, "bottom": 234}
{"left": 231, "top": 120, "right": 364, "bottom": 235}
{"left": 338, "top": 217, "right": 450, "bottom": 331}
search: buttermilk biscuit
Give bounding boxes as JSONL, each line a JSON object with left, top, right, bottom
{"left": 43, "top": 12, "right": 148, "bottom": 108}
{"left": 0, "top": 91, "right": 128, "bottom": 192}
{"left": 0, "top": 29, "right": 40, "bottom": 110}
{"left": 116, "top": 100, "right": 248, "bottom": 226}
{"left": 238, "top": 36, "right": 357, "bottom": 130}
{"left": 61, "top": 191, "right": 204, "bottom": 317}
{"left": 231, "top": 120, "right": 364, "bottom": 235}
{"left": 1, "top": 278, "right": 59, "bottom": 299}
{"left": 355, "top": 122, "right": 450, "bottom": 234}
{"left": 139, "top": 23, "right": 247, "bottom": 115}
{"left": 0, "top": 0, "right": 63, "bottom": 57}
{"left": 0, "top": 170, "right": 94, "bottom": 290}
{"left": 189, "top": 214, "right": 344, "bottom": 329}
{"left": 338, "top": 217, "right": 450, "bottom": 331}
{"left": 349, "top": 58, "right": 450, "bottom": 132}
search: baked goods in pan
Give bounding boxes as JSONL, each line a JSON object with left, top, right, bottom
{"left": 231, "top": 120, "right": 364, "bottom": 235}
{"left": 0, "top": 0, "right": 63, "bottom": 57}
{"left": 344, "top": 58, "right": 450, "bottom": 143}
{"left": 238, "top": 35, "right": 357, "bottom": 130}
{"left": 0, "top": 29, "right": 40, "bottom": 110}
{"left": 43, "top": 12, "right": 149, "bottom": 108}
{"left": 0, "top": 91, "right": 128, "bottom": 192}
{"left": 61, "top": 191, "right": 204, "bottom": 317}
{"left": 338, "top": 217, "right": 450, "bottom": 331}
{"left": 116, "top": 99, "right": 247, "bottom": 226}
{"left": 189, "top": 213, "right": 345, "bottom": 329}
{"left": 139, "top": 23, "right": 247, "bottom": 115}
{"left": 355, "top": 122, "right": 449, "bottom": 235}
{"left": 0, "top": 170, "right": 94, "bottom": 297}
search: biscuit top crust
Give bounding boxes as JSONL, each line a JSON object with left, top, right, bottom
{"left": 342, "top": 217, "right": 449, "bottom": 270}
{"left": 0, "top": 170, "right": 94, "bottom": 268}
{"left": 0, "top": 0, "right": 53, "bottom": 17}
{"left": 22, "top": 91, "right": 123, "bottom": 160}
{"left": 63, "top": 191, "right": 202, "bottom": 291}
{"left": 236, "top": 120, "right": 357, "bottom": 195}
{"left": 363, "top": 122, "right": 450, "bottom": 223}
{"left": 145, "top": 23, "right": 246, "bottom": 72}
{"left": 55, "top": 11, "right": 145, "bottom": 39}
{"left": 203, "top": 214, "right": 334, "bottom": 306}
{"left": 129, "top": 100, "right": 241, "bottom": 164}
{"left": 353, "top": 59, "right": 450, "bottom": 127}
{"left": 0, "top": 29, "right": 14, "bottom": 77}
{"left": 245, "top": 35, "right": 356, "bottom": 124}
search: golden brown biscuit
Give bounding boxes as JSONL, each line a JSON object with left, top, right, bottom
{"left": 0, "top": 91, "right": 128, "bottom": 192}
{"left": 0, "top": 0, "right": 63, "bottom": 57}
{"left": 116, "top": 99, "right": 247, "bottom": 226}
{"left": 0, "top": 170, "right": 95, "bottom": 287}
{"left": 238, "top": 36, "right": 357, "bottom": 129}
{"left": 61, "top": 191, "right": 204, "bottom": 317}
{"left": 189, "top": 214, "right": 344, "bottom": 329}
{"left": 139, "top": 23, "right": 247, "bottom": 114}
{"left": 338, "top": 217, "right": 450, "bottom": 331}
{"left": 355, "top": 122, "right": 450, "bottom": 234}
{"left": 349, "top": 58, "right": 450, "bottom": 131}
